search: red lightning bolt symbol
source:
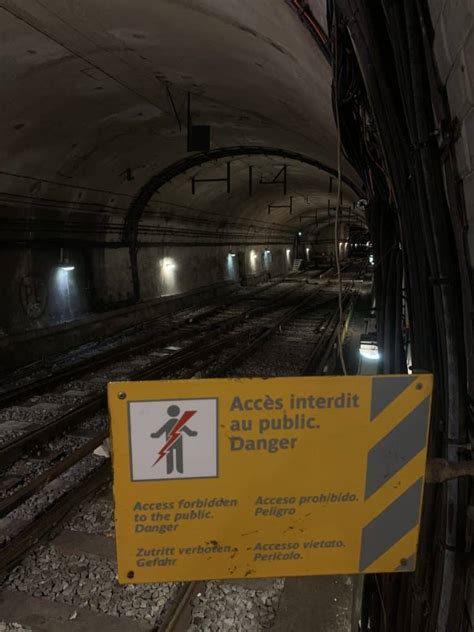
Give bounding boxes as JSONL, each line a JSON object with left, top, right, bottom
{"left": 152, "top": 410, "right": 196, "bottom": 467}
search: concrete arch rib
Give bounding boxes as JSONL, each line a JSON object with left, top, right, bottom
{"left": 123, "top": 146, "right": 365, "bottom": 245}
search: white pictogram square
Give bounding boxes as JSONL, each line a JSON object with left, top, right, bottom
{"left": 128, "top": 398, "right": 218, "bottom": 481}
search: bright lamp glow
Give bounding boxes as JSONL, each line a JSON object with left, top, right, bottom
{"left": 162, "top": 257, "right": 177, "bottom": 271}
{"left": 226, "top": 251, "right": 237, "bottom": 279}
{"left": 360, "top": 347, "right": 380, "bottom": 360}
{"left": 359, "top": 335, "right": 379, "bottom": 361}
{"left": 58, "top": 247, "right": 75, "bottom": 272}
{"left": 160, "top": 257, "right": 178, "bottom": 294}
{"left": 249, "top": 249, "right": 257, "bottom": 271}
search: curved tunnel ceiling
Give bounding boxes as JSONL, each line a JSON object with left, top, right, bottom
{"left": 129, "top": 149, "right": 364, "bottom": 244}
{"left": 0, "top": 0, "right": 365, "bottom": 241}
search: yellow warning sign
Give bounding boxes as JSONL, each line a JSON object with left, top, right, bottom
{"left": 108, "top": 374, "right": 433, "bottom": 583}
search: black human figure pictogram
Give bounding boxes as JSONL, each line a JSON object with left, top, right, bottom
{"left": 150, "top": 405, "right": 198, "bottom": 474}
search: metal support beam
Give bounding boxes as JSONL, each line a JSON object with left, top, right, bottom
{"left": 259, "top": 165, "right": 287, "bottom": 195}
{"left": 268, "top": 196, "right": 293, "bottom": 215}
{"left": 191, "top": 162, "right": 231, "bottom": 194}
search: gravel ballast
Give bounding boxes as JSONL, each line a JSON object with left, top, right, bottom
{"left": 5, "top": 545, "right": 178, "bottom": 625}
{"left": 0, "top": 623, "right": 33, "bottom": 632}
{"left": 188, "top": 579, "right": 284, "bottom": 631}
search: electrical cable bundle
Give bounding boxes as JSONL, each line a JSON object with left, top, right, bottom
{"left": 329, "top": 2, "right": 470, "bottom": 630}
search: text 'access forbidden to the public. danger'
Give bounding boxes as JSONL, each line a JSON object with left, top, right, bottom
{"left": 108, "top": 374, "right": 433, "bottom": 583}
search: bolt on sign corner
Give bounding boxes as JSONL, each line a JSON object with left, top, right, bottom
{"left": 108, "top": 374, "right": 433, "bottom": 583}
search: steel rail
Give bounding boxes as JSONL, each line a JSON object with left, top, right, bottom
{"left": 0, "top": 276, "right": 362, "bottom": 632}
{"left": 0, "top": 429, "right": 109, "bottom": 519}
{"left": 0, "top": 286, "right": 315, "bottom": 580}
{"left": 157, "top": 287, "right": 360, "bottom": 631}
{"left": 158, "top": 582, "right": 205, "bottom": 632}
{"left": 0, "top": 285, "right": 303, "bottom": 467}
{"left": 0, "top": 278, "right": 288, "bottom": 407}
{"left": 303, "top": 287, "right": 355, "bottom": 374}
{"left": 0, "top": 461, "right": 111, "bottom": 577}
{"left": 210, "top": 289, "right": 335, "bottom": 376}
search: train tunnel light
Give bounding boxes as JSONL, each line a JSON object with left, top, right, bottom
{"left": 359, "top": 334, "right": 380, "bottom": 360}
{"left": 160, "top": 257, "right": 178, "bottom": 295}
{"left": 250, "top": 250, "right": 258, "bottom": 271}
{"left": 161, "top": 257, "right": 177, "bottom": 272}
{"left": 58, "top": 246, "right": 75, "bottom": 271}
{"left": 226, "top": 250, "right": 237, "bottom": 279}
{"left": 360, "top": 347, "right": 380, "bottom": 360}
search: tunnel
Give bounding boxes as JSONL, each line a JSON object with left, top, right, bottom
{"left": 0, "top": 1, "right": 472, "bottom": 631}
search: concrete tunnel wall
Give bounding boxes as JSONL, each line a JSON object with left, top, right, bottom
{"left": 429, "top": 0, "right": 473, "bottom": 267}
{"left": 307, "top": 223, "right": 350, "bottom": 258}
{"left": 0, "top": 243, "right": 293, "bottom": 334}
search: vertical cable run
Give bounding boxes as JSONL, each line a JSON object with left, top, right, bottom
{"left": 333, "top": 7, "right": 348, "bottom": 376}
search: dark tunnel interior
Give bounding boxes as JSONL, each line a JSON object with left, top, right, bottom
{"left": 0, "top": 1, "right": 473, "bottom": 630}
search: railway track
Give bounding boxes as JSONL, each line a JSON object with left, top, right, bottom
{"left": 0, "top": 282, "right": 311, "bottom": 462}
{"left": 0, "top": 281, "right": 306, "bottom": 447}
{"left": 0, "top": 278, "right": 292, "bottom": 408}
{"left": 0, "top": 264, "right": 364, "bottom": 631}
{"left": 162, "top": 285, "right": 359, "bottom": 630}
